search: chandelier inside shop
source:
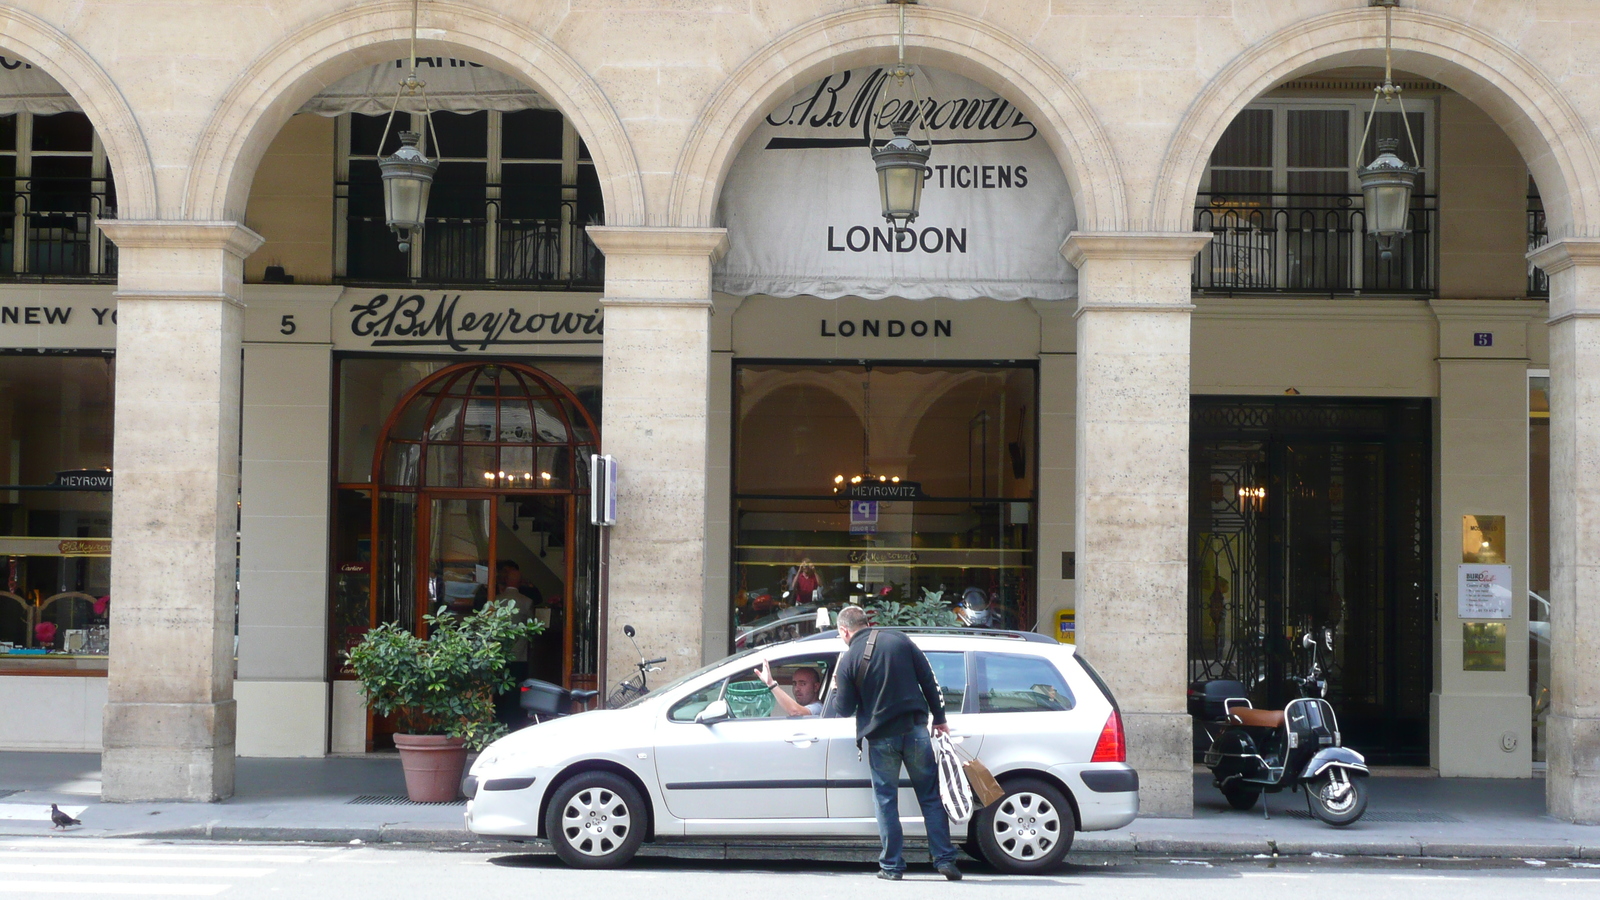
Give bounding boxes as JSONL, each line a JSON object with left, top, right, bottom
{"left": 869, "top": 0, "right": 932, "bottom": 228}
{"left": 1355, "top": 0, "right": 1425, "bottom": 260}
{"left": 376, "top": 0, "right": 440, "bottom": 253}
{"left": 831, "top": 365, "right": 902, "bottom": 493}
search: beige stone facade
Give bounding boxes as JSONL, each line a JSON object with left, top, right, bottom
{"left": 0, "top": 0, "right": 1591, "bottom": 820}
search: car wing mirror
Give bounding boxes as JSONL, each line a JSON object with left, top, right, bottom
{"left": 694, "top": 699, "right": 730, "bottom": 725}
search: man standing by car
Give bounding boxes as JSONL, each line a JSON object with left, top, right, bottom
{"left": 829, "top": 606, "right": 961, "bottom": 881}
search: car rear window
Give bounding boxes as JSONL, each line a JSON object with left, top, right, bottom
{"left": 973, "top": 652, "right": 1074, "bottom": 713}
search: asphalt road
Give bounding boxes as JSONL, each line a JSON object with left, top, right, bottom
{"left": 2, "top": 838, "right": 1600, "bottom": 898}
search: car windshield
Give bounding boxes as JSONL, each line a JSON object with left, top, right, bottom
{"left": 618, "top": 645, "right": 765, "bottom": 709}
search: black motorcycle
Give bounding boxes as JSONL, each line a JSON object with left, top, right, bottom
{"left": 1189, "top": 629, "right": 1370, "bottom": 825}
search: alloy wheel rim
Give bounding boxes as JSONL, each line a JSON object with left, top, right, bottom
{"left": 561, "top": 787, "right": 632, "bottom": 856}
{"left": 990, "top": 791, "right": 1060, "bottom": 860}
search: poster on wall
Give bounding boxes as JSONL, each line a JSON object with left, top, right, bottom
{"left": 714, "top": 66, "right": 1077, "bottom": 301}
{"left": 1457, "top": 564, "right": 1513, "bottom": 619}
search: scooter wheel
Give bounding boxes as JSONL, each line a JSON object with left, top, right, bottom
{"left": 1305, "top": 769, "right": 1368, "bottom": 826}
{"left": 1221, "top": 784, "right": 1260, "bottom": 811}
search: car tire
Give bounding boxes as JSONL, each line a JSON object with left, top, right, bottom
{"left": 544, "top": 771, "right": 648, "bottom": 869}
{"left": 972, "top": 777, "right": 1076, "bottom": 874}
{"left": 962, "top": 837, "right": 988, "bottom": 865}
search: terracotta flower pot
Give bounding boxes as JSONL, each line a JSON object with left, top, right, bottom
{"left": 393, "top": 733, "right": 468, "bottom": 803}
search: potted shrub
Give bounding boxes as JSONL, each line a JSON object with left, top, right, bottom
{"left": 346, "top": 598, "right": 544, "bottom": 802}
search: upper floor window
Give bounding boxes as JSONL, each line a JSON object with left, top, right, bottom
{"left": 336, "top": 109, "right": 603, "bottom": 287}
{"left": 0, "top": 112, "right": 116, "bottom": 280}
{"left": 1195, "top": 99, "right": 1435, "bottom": 296}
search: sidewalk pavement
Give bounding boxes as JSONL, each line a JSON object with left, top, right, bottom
{"left": 2, "top": 752, "right": 1597, "bottom": 859}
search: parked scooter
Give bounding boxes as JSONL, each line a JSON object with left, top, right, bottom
{"left": 518, "top": 623, "right": 666, "bottom": 722}
{"left": 1189, "top": 629, "right": 1370, "bottom": 825}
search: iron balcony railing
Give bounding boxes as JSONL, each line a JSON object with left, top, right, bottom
{"left": 1193, "top": 192, "right": 1436, "bottom": 296}
{"left": 0, "top": 175, "right": 117, "bottom": 280}
{"left": 1529, "top": 196, "right": 1549, "bottom": 296}
{"left": 339, "top": 183, "right": 603, "bottom": 287}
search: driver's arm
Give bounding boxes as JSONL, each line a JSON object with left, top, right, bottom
{"left": 757, "top": 660, "right": 812, "bottom": 717}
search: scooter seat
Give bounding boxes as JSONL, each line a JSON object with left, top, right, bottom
{"left": 1230, "top": 707, "right": 1285, "bottom": 729}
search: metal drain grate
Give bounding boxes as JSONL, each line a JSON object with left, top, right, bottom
{"left": 348, "top": 794, "right": 464, "bottom": 807}
{"left": 1273, "top": 808, "right": 1460, "bottom": 823}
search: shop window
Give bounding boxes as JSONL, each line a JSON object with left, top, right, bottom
{"left": 0, "top": 112, "right": 116, "bottom": 280}
{"left": 0, "top": 353, "right": 114, "bottom": 674}
{"left": 336, "top": 109, "right": 603, "bottom": 286}
{"left": 330, "top": 356, "right": 602, "bottom": 718}
{"left": 732, "top": 364, "right": 1037, "bottom": 648}
{"left": 1195, "top": 98, "right": 1435, "bottom": 295}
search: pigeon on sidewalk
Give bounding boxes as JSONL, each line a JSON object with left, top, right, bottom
{"left": 49, "top": 804, "right": 81, "bottom": 829}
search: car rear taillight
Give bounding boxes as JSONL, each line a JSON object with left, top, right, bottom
{"left": 1090, "top": 710, "right": 1126, "bottom": 763}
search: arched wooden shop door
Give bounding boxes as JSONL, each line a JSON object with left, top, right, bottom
{"left": 367, "top": 362, "right": 601, "bottom": 744}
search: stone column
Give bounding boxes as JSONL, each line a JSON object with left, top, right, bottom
{"left": 1428, "top": 300, "right": 1537, "bottom": 778}
{"left": 97, "top": 221, "right": 263, "bottom": 802}
{"left": 1063, "top": 232, "right": 1210, "bottom": 818}
{"left": 587, "top": 226, "right": 728, "bottom": 690}
{"left": 1529, "top": 238, "right": 1600, "bottom": 821}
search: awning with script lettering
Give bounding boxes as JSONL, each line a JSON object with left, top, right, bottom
{"left": 0, "top": 56, "right": 551, "bottom": 117}
{"left": 713, "top": 66, "right": 1077, "bottom": 302}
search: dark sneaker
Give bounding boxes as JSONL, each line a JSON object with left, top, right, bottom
{"left": 877, "top": 870, "right": 903, "bottom": 881}
{"left": 937, "top": 863, "right": 963, "bottom": 881}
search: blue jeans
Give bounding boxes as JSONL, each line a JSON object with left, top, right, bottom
{"left": 867, "top": 727, "right": 957, "bottom": 873}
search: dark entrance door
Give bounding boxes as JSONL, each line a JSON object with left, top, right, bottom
{"left": 1189, "top": 398, "right": 1431, "bottom": 765}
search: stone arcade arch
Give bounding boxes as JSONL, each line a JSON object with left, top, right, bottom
{"left": 0, "top": 7, "right": 155, "bottom": 218}
{"left": 182, "top": 0, "right": 645, "bottom": 226}
{"left": 668, "top": 4, "right": 1125, "bottom": 232}
{"left": 1151, "top": 7, "right": 1600, "bottom": 820}
{"left": 1151, "top": 7, "right": 1600, "bottom": 238}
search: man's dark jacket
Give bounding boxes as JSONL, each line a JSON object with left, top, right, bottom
{"left": 829, "top": 628, "right": 947, "bottom": 740}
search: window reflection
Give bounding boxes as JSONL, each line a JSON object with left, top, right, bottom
{"left": 733, "top": 364, "right": 1036, "bottom": 646}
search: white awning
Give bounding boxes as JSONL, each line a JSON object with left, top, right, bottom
{"left": 0, "top": 56, "right": 552, "bottom": 117}
{"left": 297, "top": 58, "right": 553, "bottom": 116}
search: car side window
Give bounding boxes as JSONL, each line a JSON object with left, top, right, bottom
{"left": 974, "top": 652, "right": 1074, "bottom": 713}
{"left": 926, "top": 651, "right": 966, "bottom": 714}
{"left": 668, "top": 679, "right": 726, "bottom": 723}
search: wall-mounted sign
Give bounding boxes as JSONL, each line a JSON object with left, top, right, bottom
{"left": 337, "top": 291, "right": 604, "bottom": 353}
{"left": 50, "top": 469, "right": 112, "bottom": 491}
{"left": 841, "top": 480, "right": 928, "bottom": 500}
{"left": 0, "top": 536, "right": 110, "bottom": 557}
{"left": 715, "top": 66, "right": 1077, "bottom": 301}
{"left": 1458, "top": 564, "right": 1513, "bottom": 619}
{"left": 848, "top": 550, "right": 918, "bottom": 565}
{"left": 820, "top": 318, "right": 950, "bottom": 338}
{"left": 849, "top": 500, "right": 878, "bottom": 535}
{"left": 1463, "top": 621, "right": 1507, "bottom": 672}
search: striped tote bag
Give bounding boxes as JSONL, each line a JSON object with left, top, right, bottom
{"left": 932, "top": 730, "right": 975, "bottom": 823}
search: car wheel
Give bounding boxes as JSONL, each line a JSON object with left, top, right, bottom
{"left": 962, "top": 837, "right": 988, "bottom": 865}
{"left": 544, "top": 772, "right": 647, "bottom": 868}
{"left": 973, "top": 777, "right": 1076, "bottom": 874}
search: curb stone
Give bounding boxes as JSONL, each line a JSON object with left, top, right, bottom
{"left": 1134, "top": 836, "right": 1271, "bottom": 855}
{"left": 1420, "top": 841, "right": 1578, "bottom": 859}
{"left": 1271, "top": 838, "right": 1423, "bottom": 856}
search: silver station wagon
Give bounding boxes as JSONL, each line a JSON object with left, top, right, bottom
{"left": 464, "top": 628, "right": 1139, "bottom": 874}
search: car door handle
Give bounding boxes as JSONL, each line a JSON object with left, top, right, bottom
{"left": 785, "top": 734, "right": 818, "bottom": 745}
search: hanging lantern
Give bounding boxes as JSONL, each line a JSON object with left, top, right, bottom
{"left": 1358, "top": 137, "right": 1417, "bottom": 259}
{"left": 379, "top": 130, "right": 438, "bottom": 253}
{"left": 872, "top": 118, "right": 930, "bottom": 227}
{"left": 868, "top": 1, "right": 929, "bottom": 228}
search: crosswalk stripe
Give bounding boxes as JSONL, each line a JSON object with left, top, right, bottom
{"left": 0, "top": 850, "right": 312, "bottom": 863}
{"left": 0, "top": 863, "right": 273, "bottom": 877}
{"left": 0, "top": 883, "right": 227, "bottom": 896}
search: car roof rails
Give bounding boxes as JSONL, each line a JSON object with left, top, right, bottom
{"left": 799, "top": 626, "right": 1057, "bottom": 645}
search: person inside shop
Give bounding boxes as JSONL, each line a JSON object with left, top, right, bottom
{"left": 755, "top": 660, "right": 824, "bottom": 717}
{"left": 489, "top": 559, "right": 545, "bottom": 726}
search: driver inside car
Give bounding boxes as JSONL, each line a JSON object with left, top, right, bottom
{"left": 756, "top": 660, "right": 824, "bottom": 717}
